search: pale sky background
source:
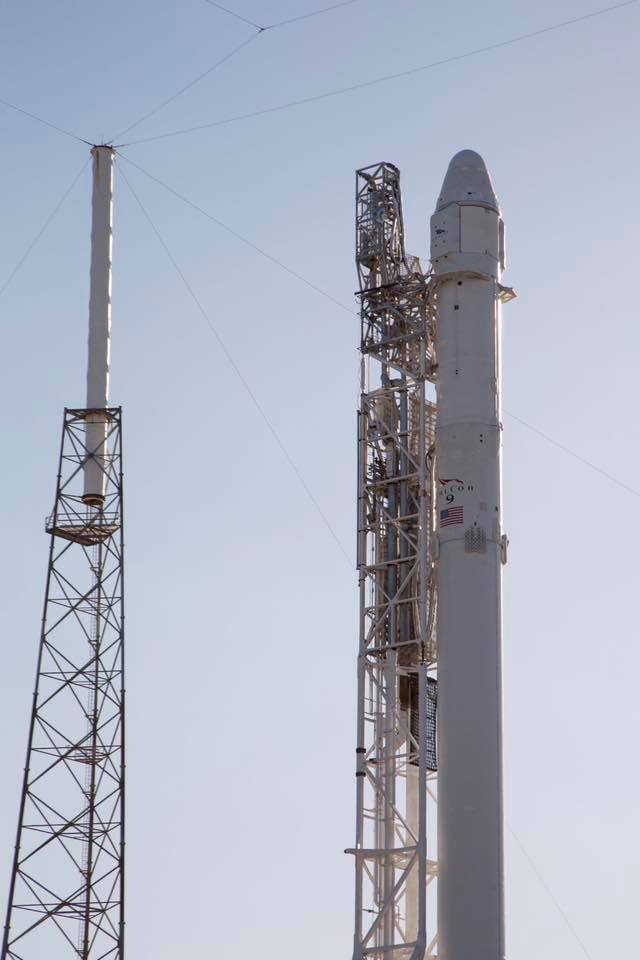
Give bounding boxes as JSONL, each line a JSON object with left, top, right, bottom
{"left": 0, "top": 0, "right": 638, "bottom": 957}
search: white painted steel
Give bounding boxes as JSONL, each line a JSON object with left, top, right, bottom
{"left": 84, "top": 146, "right": 115, "bottom": 505}
{"left": 405, "top": 763, "right": 419, "bottom": 942}
{"left": 431, "top": 150, "right": 506, "bottom": 960}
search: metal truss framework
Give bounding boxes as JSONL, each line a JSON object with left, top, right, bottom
{"left": 2, "top": 408, "right": 124, "bottom": 960}
{"left": 350, "top": 164, "right": 438, "bottom": 960}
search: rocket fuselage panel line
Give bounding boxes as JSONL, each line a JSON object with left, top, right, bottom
{"left": 432, "top": 149, "right": 507, "bottom": 960}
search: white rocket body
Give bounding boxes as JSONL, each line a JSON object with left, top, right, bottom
{"left": 431, "top": 151, "right": 506, "bottom": 960}
{"left": 83, "top": 145, "right": 114, "bottom": 506}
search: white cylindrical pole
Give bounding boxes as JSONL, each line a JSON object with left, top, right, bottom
{"left": 431, "top": 150, "right": 506, "bottom": 960}
{"left": 83, "top": 145, "right": 114, "bottom": 506}
{"left": 405, "top": 761, "right": 419, "bottom": 941}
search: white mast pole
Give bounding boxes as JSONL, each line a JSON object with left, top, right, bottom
{"left": 83, "top": 145, "right": 114, "bottom": 506}
{"left": 430, "top": 149, "right": 512, "bottom": 960}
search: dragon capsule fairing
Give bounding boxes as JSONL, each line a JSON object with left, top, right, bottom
{"left": 431, "top": 150, "right": 511, "bottom": 960}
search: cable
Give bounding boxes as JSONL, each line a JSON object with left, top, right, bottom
{"left": 0, "top": 158, "right": 90, "bottom": 301}
{"left": 113, "top": 156, "right": 640, "bottom": 516}
{"left": 119, "top": 0, "right": 640, "bottom": 146}
{"left": 113, "top": 0, "right": 370, "bottom": 143}
{"left": 268, "top": 0, "right": 365, "bottom": 28}
{"left": 505, "top": 410, "right": 640, "bottom": 500}
{"left": 204, "top": 0, "right": 365, "bottom": 30}
{"left": 119, "top": 164, "right": 354, "bottom": 565}
{"left": 116, "top": 151, "right": 354, "bottom": 315}
{"left": 118, "top": 157, "right": 640, "bottom": 508}
{"left": 0, "top": 95, "right": 92, "bottom": 146}
{"left": 203, "top": 0, "right": 265, "bottom": 30}
{"left": 109, "top": 31, "right": 262, "bottom": 142}
{"left": 116, "top": 154, "right": 640, "bottom": 507}
{"left": 508, "top": 824, "right": 595, "bottom": 960}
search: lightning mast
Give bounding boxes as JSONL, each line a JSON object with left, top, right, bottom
{"left": 350, "top": 163, "right": 439, "bottom": 960}
{"left": 2, "top": 146, "right": 125, "bottom": 960}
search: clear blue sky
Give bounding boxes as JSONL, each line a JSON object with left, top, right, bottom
{"left": 1, "top": 1, "right": 638, "bottom": 956}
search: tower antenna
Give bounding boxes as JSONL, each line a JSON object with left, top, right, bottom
{"left": 2, "top": 145, "right": 125, "bottom": 960}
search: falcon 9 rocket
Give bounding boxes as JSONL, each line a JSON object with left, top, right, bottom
{"left": 432, "top": 150, "right": 510, "bottom": 960}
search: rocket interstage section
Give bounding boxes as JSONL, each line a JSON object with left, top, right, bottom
{"left": 350, "top": 153, "right": 513, "bottom": 960}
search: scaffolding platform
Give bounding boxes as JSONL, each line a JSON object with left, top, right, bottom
{"left": 45, "top": 512, "right": 120, "bottom": 545}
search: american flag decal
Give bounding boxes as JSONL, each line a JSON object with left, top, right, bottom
{"left": 440, "top": 506, "right": 464, "bottom": 527}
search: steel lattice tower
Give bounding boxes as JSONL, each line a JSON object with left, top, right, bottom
{"left": 350, "top": 163, "right": 439, "bottom": 960}
{"left": 2, "top": 147, "right": 125, "bottom": 960}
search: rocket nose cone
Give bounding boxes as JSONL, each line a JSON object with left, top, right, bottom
{"left": 436, "top": 149, "right": 499, "bottom": 212}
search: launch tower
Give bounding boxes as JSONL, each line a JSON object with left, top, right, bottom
{"left": 1, "top": 146, "right": 125, "bottom": 960}
{"left": 350, "top": 162, "right": 439, "bottom": 960}
{"left": 350, "top": 153, "right": 512, "bottom": 960}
